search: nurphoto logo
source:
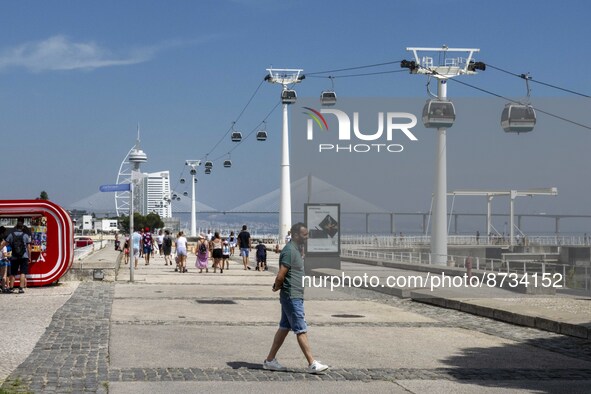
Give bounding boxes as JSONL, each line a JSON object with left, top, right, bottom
{"left": 303, "top": 106, "right": 418, "bottom": 153}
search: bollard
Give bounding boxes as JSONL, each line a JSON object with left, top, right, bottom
{"left": 465, "top": 256, "right": 473, "bottom": 279}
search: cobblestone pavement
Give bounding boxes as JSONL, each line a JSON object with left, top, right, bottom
{"left": 106, "top": 366, "right": 591, "bottom": 382}
{"left": 1, "top": 282, "right": 113, "bottom": 393}
{"left": 0, "top": 282, "right": 78, "bottom": 384}
{"left": 3, "top": 278, "right": 591, "bottom": 393}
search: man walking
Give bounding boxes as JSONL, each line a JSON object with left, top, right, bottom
{"left": 263, "top": 222, "right": 329, "bottom": 374}
{"left": 162, "top": 230, "right": 173, "bottom": 266}
{"left": 237, "top": 225, "right": 251, "bottom": 270}
{"left": 142, "top": 227, "right": 153, "bottom": 265}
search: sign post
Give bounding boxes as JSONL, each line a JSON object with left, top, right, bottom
{"left": 304, "top": 203, "right": 341, "bottom": 275}
{"left": 99, "top": 183, "right": 134, "bottom": 282}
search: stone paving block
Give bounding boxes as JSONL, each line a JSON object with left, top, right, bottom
{"left": 560, "top": 322, "right": 590, "bottom": 339}
{"left": 535, "top": 317, "right": 561, "bottom": 333}
{"left": 459, "top": 302, "right": 496, "bottom": 320}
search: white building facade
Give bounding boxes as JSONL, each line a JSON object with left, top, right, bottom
{"left": 141, "top": 171, "right": 172, "bottom": 218}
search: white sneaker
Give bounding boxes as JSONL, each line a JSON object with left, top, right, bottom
{"left": 263, "top": 358, "right": 287, "bottom": 371}
{"left": 307, "top": 360, "right": 329, "bottom": 374}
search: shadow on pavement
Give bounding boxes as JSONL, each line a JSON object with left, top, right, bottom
{"left": 227, "top": 361, "right": 263, "bottom": 370}
{"left": 440, "top": 334, "right": 591, "bottom": 393}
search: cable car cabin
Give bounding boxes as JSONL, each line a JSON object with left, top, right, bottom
{"left": 223, "top": 160, "right": 232, "bottom": 168}
{"left": 320, "top": 91, "right": 337, "bottom": 106}
{"left": 422, "top": 99, "right": 456, "bottom": 128}
{"left": 180, "top": 178, "right": 186, "bottom": 183}
{"left": 256, "top": 131, "right": 267, "bottom": 141}
{"left": 501, "top": 104, "right": 536, "bottom": 133}
{"left": 204, "top": 161, "right": 213, "bottom": 169}
{"left": 204, "top": 168, "right": 212, "bottom": 175}
{"left": 183, "top": 191, "right": 189, "bottom": 196}
{"left": 231, "top": 132, "right": 242, "bottom": 142}
{"left": 281, "top": 89, "right": 297, "bottom": 104}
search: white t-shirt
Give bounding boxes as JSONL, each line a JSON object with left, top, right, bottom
{"left": 176, "top": 236, "right": 187, "bottom": 250}
{"left": 132, "top": 232, "right": 141, "bottom": 249}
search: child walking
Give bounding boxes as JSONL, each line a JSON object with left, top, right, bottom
{"left": 222, "top": 240, "right": 230, "bottom": 270}
{"left": 0, "top": 243, "right": 10, "bottom": 293}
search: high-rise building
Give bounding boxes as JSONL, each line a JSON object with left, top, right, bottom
{"left": 142, "top": 171, "right": 172, "bottom": 218}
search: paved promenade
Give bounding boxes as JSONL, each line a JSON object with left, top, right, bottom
{"left": 1, "top": 246, "right": 591, "bottom": 393}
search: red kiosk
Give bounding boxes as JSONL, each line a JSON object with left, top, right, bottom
{"left": 1, "top": 200, "right": 74, "bottom": 286}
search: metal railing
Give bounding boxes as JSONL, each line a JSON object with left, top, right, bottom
{"left": 74, "top": 240, "right": 110, "bottom": 260}
{"left": 341, "top": 234, "right": 591, "bottom": 247}
{"left": 340, "top": 247, "right": 576, "bottom": 288}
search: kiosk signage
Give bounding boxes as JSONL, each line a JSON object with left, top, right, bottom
{"left": 0, "top": 200, "right": 74, "bottom": 286}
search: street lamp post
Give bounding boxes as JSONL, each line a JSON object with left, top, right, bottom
{"left": 265, "top": 68, "right": 304, "bottom": 244}
{"left": 129, "top": 182, "right": 134, "bottom": 282}
{"left": 185, "top": 160, "right": 201, "bottom": 237}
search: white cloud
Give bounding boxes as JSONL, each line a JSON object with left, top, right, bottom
{"left": 0, "top": 35, "right": 190, "bottom": 72}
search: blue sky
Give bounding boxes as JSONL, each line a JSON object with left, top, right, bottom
{"left": 0, "top": 0, "right": 590, "bottom": 223}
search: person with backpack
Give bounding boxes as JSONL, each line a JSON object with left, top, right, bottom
{"left": 0, "top": 218, "right": 32, "bottom": 294}
{"left": 194, "top": 234, "right": 209, "bottom": 273}
{"left": 162, "top": 230, "right": 173, "bottom": 266}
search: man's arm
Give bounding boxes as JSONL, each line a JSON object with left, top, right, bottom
{"left": 272, "top": 264, "right": 289, "bottom": 292}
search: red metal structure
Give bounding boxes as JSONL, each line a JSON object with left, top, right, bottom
{"left": 0, "top": 200, "right": 74, "bottom": 286}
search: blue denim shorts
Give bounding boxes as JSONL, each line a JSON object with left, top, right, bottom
{"left": 279, "top": 292, "right": 308, "bottom": 334}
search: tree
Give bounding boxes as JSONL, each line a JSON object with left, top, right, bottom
{"left": 39, "top": 191, "right": 49, "bottom": 200}
{"left": 145, "top": 212, "right": 165, "bottom": 231}
{"left": 119, "top": 212, "right": 164, "bottom": 234}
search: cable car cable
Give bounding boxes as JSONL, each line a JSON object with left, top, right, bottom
{"left": 486, "top": 63, "right": 591, "bottom": 99}
{"left": 204, "top": 79, "right": 265, "bottom": 158}
{"left": 209, "top": 101, "right": 281, "bottom": 163}
{"left": 306, "top": 60, "right": 402, "bottom": 76}
{"left": 447, "top": 77, "right": 591, "bottom": 131}
{"left": 307, "top": 69, "right": 407, "bottom": 79}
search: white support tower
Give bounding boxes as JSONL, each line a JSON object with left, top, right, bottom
{"left": 265, "top": 68, "right": 304, "bottom": 244}
{"left": 404, "top": 46, "right": 483, "bottom": 264}
{"left": 185, "top": 160, "right": 201, "bottom": 237}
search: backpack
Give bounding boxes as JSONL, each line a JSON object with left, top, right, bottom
{"left": 198, "top": 241, "right": 207, "bottom": 255}
{"left": 11, "top": 232, "right": 26, "bottom": 258}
